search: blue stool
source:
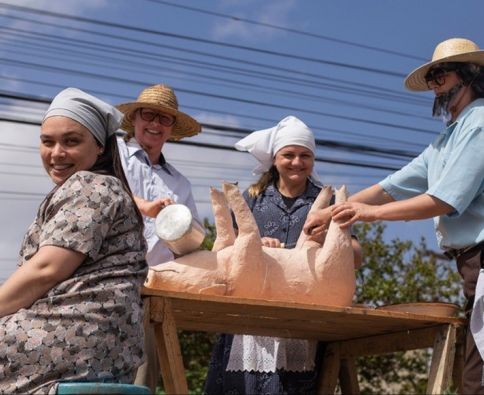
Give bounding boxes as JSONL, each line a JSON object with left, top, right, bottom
{"left": 57, "top": 383, "right": 151, "bottom": 395}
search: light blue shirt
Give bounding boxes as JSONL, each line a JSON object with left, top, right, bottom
{"left": 117, "top": 136, "right": 200, "bottom": 265}
{"left": 379, "top": 98, "right": 484, "bottom": 250}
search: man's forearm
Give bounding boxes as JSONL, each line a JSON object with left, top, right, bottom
{"left": 373, "top": 193, "right": 454, "bottom": 221}
{"left": 348, "top": 184, "right": 394, "bottom": 205}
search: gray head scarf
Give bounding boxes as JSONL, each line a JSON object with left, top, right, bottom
{"left": 43, "top": 87, "right": 123, "bottom": 146}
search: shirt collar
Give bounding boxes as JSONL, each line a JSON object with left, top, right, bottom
{"left": 445, "top": 98, "right": 484, "bottom": 133}
{"left": 125, "top": 138, "right": 171, "bottom": 174}
{"left": 125, "top": 138, "right": 144, "bottom": 158}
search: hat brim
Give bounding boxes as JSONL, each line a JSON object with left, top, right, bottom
{"left": 404, "top": 50, "right": 484, "bottom": 91}
{"left": 116, "top": 102, "right": 201, "bottom": 141}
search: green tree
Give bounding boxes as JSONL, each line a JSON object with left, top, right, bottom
{"left": 352, "top": 222, "right": 463, "bottom": 395}
{"left": 158, "top": 220, "right": 464, "bottom": 394}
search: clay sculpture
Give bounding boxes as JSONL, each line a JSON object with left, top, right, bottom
{"left": 145, "top": 183, "right": 356, "bottom": 306}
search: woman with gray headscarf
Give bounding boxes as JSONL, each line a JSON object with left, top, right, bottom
{"left": 0, "top": 88, "right": 148, "bottom": 393}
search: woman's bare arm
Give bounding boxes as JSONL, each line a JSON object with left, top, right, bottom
{"left": 0, "top": 246, "right": 85, "bottom": 318}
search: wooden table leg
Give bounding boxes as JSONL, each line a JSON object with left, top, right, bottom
{"left": 452, "top": 327, "right": 465, "bottom": 395}
{"left": 317, "top": 342, "right": 341, "bottom": 394}
{"left": 151, "top": 297, "right": 189, "bottom": 395}
{"left": 339, "top": 357, "right": 360, "bottom": 395}
{"left": 426, "top": 324, "right": 457, "bottom": 395}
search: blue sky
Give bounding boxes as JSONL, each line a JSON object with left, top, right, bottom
{"left": 0, "top": 0, "right": 483, "bottom": 280}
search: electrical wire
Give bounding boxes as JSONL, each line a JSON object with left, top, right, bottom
{"left": 0, "top": 22, "right": 430, "bottom": 107}
{"left": 0, "top": 3, "right": 411, "bottom": 78}
{"left": 0, "top": 75, "right": 429, "bottom": 150}
{"left": 145, "top": 0, "right": 427, "bottom": 61}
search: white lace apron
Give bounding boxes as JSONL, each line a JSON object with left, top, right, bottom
{"left": 226, "top": 334, "right": 317, "bottom": 373}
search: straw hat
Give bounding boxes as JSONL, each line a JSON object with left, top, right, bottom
{"left": 117, "top": 84, "right": 201, "bottom": 141}
{"left": 405, "top": 38, "right": 484, "bottom": 91}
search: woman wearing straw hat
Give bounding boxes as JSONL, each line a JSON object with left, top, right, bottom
{"left": 0, "top": 88, "right": 147, "bottom": 393}
{"left": 204, "top": 115, "right": 362, "bottom": 395}
{"left": 304, "top": 37, "right": 484, "bottom": 393}
{"left": 116, "top": 84, "right": 201, "bottom": 391}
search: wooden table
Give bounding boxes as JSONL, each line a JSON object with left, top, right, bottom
{"left": 141, "top": 287, "right": 465, "bottom": 394}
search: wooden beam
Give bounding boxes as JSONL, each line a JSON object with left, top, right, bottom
{"left": 426, "top": 324, "right": 456, "bottom": 394}
{"left": 339, "top": 358, "right": 360, "bottom": 395}
{"left": 151, "top": 298, "right": 189, "bottom": 395}
{"left": 339, "top": 326, "right": 439, "bottom": 358}
{"left": 451, "top": 327, "right": 465, "bottom": 394}
{"left": 317, "top": 342, "right": 341, "bottom": 394}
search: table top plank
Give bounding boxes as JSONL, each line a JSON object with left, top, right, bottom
{"left": 143, "top": 288, "right": 464, "bottom": 342}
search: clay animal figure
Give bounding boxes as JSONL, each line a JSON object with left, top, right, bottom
{"left": 145, "top": 183, "right": 356, "bottom": 306}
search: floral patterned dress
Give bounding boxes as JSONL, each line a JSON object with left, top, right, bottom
{"left": 0, "top": 171, "right": 148, "bottom": 394}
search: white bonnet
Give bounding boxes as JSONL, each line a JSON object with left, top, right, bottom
{"left": 235, "top": 115, "right": 321, "bottom": 183}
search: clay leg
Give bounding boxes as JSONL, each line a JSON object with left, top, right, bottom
{"left": 314, "top": 186, "right": 355, "bottom": 306}
{"left": 334, "top": 185, "right": 348, "bottom": 204}
{"left": 295, "top": 185, "right": 333, "bottom": 249}
{"left": 210, "top": 187, "right": 236, "bottom": 252}
{"left": 222, "top": 183, "right": 265, "bottom": 296}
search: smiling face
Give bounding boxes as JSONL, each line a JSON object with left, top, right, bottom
{"left": 132, "top": 108, "right": 174, "bottom": 163}
{"left": 273, "top": 145, "right": 314, "bottom": 187}
{"left": 40, "top": 116, "right": 102, "bottom": 185}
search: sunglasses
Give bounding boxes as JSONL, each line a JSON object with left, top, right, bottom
{"left": 424, "top": 64, "right": 459, "bottom": 88}
{"left": 138, "top": 108, "right": 176, "bottom": 127}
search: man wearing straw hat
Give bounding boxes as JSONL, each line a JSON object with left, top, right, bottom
{"left": 116, "top": 84, "right": 202, "bottom": 391}
{"left": 304, "top": 37, "right": 484, "bottom": 393}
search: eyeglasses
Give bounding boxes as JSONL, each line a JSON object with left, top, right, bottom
{"left": 138, "top": 108, "right": 176, "bottom": 127}
{"left": 424, "top": 65, "right": 458, "bottom": 88}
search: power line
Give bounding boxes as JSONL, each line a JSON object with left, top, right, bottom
{"left": 0, "top": 190, "right": 45, "bottom": 197}
{"left": 0, "top": 116, "right": 403, "bottom": 171}
{"left": 0, "top": 75, "right": 428, "bottom": 149}
{"left": 0, "top": 61, "right": 438, "bottom": 135}
{"left": 0, "top": 2, "right": 409, "bottom": 78}
{"left": 0, "top": 13, "right": 433, "bottom": 154}
{"left": 146, "top": 0, "right": 426, "bottom": 62}
{"left": 0, "top": 161, "right": 41, "bottom": 169}
{"left": 0, "top": 20, "right": 428, "bottom": 107}
{"left": 1, "top": 37, "right": 432, "bottom": 121}
{"left": 202, "top": 123, "right": 417, "bottom": 159}
{"left": 1, "top": 114, "right": 410, "bottom": 165}
{"left": 0, "top": 170, "right": 46, "bottom": 178}
{"left": 0, "top": 92, "right": 421, "bottom": 158}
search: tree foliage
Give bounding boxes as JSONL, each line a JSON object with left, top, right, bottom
{"left": 352, "top": 222, "right": 463, "bottom": 394}
{"left": 354, "top": 222, "right": 462, "bottom": 306}
{"left": 158, "top": 220, "right": 464, "bottom": 394}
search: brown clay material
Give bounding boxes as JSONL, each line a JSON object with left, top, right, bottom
{"left": 145, "top": 183, "right": 356, "bottom": 306}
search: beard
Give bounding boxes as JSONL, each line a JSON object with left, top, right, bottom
{"left": 432, "top": 82, "right": 464, "bottom": 122}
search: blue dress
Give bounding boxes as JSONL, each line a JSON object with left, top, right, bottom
{"left": 204, "top": 180, "right": 327, "bottom": 395}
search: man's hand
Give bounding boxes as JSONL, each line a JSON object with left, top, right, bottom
{"left": 331, "top": 202, "right": 378, "bottom": 228}
{"left": 306, "top": 226, "right": 328, "bottom": 245}
{"left": 135, "top": 196, "right": 174, "bottom": 218}
{"left": 303, "top": 207, "right": 332, "bottom": 237}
